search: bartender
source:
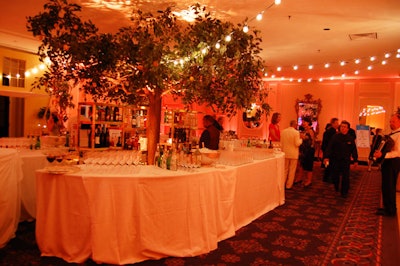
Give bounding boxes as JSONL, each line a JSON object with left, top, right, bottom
{"left": 199, "top": 115, "right": 220, "bottom": 150}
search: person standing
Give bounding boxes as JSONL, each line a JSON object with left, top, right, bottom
{"left": 298, "top": 117, "right": 315, "bottom": 188}
{"left": 321, "top": 118, "right": 339, "bottom": 182}
{"left": 374, "top": 112, "right": 400, "bottom": 216}
{"left": 323, "top": 120, "right": 358, "bottom": 198}
{"left": 368, "top": 128, "right": 383, "bottom": 171}
{"left": 281, "top": 120, "right": 303, "bottom": 189}
{"left": 199, "top": 115, "right": 220, "bottom": 150}
{"left": 269, "top": 112, "right": 281, "bottom": 142}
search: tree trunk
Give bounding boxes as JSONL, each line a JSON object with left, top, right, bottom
{"left": 146, "top": 92, "right": 162, "bottom": 165}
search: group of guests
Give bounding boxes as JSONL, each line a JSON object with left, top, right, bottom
{"left": 278, "top": 111, "right": 400, "bottom": 217}
{"left": 280, "top": 115, "right": 317, "bottom": 189}
{"left": 280, "top": 115, "right": 358, "bottom": 197}
{"left": 201, "top": 109, "right": 400, "bottom": 217}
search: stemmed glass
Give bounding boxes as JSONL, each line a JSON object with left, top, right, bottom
{"left": 46, "top": 154, "right": 56, "bottom": 164}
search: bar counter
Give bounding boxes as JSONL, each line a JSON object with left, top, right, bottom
{"left": 35, "top": 152, "right": 285, "bottom": 264}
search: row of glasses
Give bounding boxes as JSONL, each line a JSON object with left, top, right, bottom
{"left": 0, "top": 137, "right": 34, "bottom": 150}
{"left": 80, "top": 150, "right": 142, "bottom": 175}
{"left": 83, "top": 150, "right": 142, "bottom": 166}
{"left": 42, "top": 147, "right": 69, "bottom": 164}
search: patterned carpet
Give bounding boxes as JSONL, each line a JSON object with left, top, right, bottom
{"left": 0, "top": 164, "right": 386, "bottom": 266}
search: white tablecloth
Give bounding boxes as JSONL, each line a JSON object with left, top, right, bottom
{"left": 0, "top": 149, "right": 23, "bottom": 248}
{"left": 35, "top": 152, "right": 285, "bottom": 264}
{"left": 18, "top": 150, "right": 47, "bottom": 219}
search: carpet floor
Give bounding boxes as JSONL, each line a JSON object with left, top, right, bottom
{"left": 0, "top": 163, "right": 399, "bottom": 266}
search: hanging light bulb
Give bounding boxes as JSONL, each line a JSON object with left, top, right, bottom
{"left": 355, "top": 59, "right": 360, "bottom": 64}
{"left": 324, "top": 63, "right": 330, "bottom": 68}
{"left": 367, "top": 65, "right": 373, "bottom": 70}
{"left": 215, "top": 42, "right": 220, "bottom": 49}
{"left": 354, "top": 70, "right": 359, "bottom": 75}
{"left": 308, "top": 65, "right": 313, "bottom": 70}
{"left": 277, "top": 66, "right": 282, "bottom": 71}
{"left": 319, "top": 78, "right": 324, "bottom": 82}
{"left": 243, "top": 25, "right": 249, "bottom": 33}
{"left": 381, "top": 60, "right": 387, "bottom": 65}
{"left": 293, "top": 65, "right": 298, "bottom": 70}
{"left": 275, "top": 0, "right": 282, "bottom": 5}
{"left": 385, "top": 53, "right": 390, "bottom": 58}
{"left": 256, "top": 13, "right": 263, "bottom": 21}
{"left": 340, "top": 61, "right": 346, "bottom": 66}
{"left": 307, "top": 78, "right": 312, "bottom": 82}
{"left": 370, "top": 56, "right": 376, "bottom": 61}
{"left": 225, "top": 35, "right": 232, "bottom": 42}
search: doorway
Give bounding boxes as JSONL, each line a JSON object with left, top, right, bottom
{"left": 0, "top": 96, "right": 9, "bottom": 137}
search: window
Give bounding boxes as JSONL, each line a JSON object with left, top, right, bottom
{"left": 2, "top": 57, "right": 26, "bottom": 88}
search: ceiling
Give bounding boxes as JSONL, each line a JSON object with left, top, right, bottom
{"left": 1, "top": 0, "right": 400, "bottom": 81}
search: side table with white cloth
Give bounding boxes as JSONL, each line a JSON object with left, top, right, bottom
{"left": 0, "top": 149, "right": 23, "bottom": 248}
{"left": 18, "top": 150, "right": 47, "bottom": 220}
{"left": 35, "top": 152, "right": 285, "bottom": 264}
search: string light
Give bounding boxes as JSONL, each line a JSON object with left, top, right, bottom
{"left": 264, "top": 48, "right": 400, "bottom": 82}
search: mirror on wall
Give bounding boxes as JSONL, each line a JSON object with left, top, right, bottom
{"left": 242, "top": 104, "right": 263, "bottom": 128}
{"left": 295, "top": 94, "right": 322, "bottom": 135}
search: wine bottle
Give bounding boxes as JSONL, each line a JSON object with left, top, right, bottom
{"left": 94, "top": 126, "right": 101, "bottom": 148}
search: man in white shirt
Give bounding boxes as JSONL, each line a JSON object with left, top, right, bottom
{"left": 374, "top": 112, "right": 400, "bottom": 216}
{"left": 281, "top": 120, "right": 303, "bottom": 189}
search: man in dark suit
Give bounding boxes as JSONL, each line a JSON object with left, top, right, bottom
{"left": 321, "top": 118, "right": 339, "bottom": 182}
{"left": 323, "top": 120, "right": 358, "bottom": 198}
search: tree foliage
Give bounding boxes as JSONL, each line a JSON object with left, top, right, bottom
{"left": 27, "top": 0, "right": 270, "bottom": 163}
{"left": 27, "top": 0, "right": 269, "bottom": 117}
